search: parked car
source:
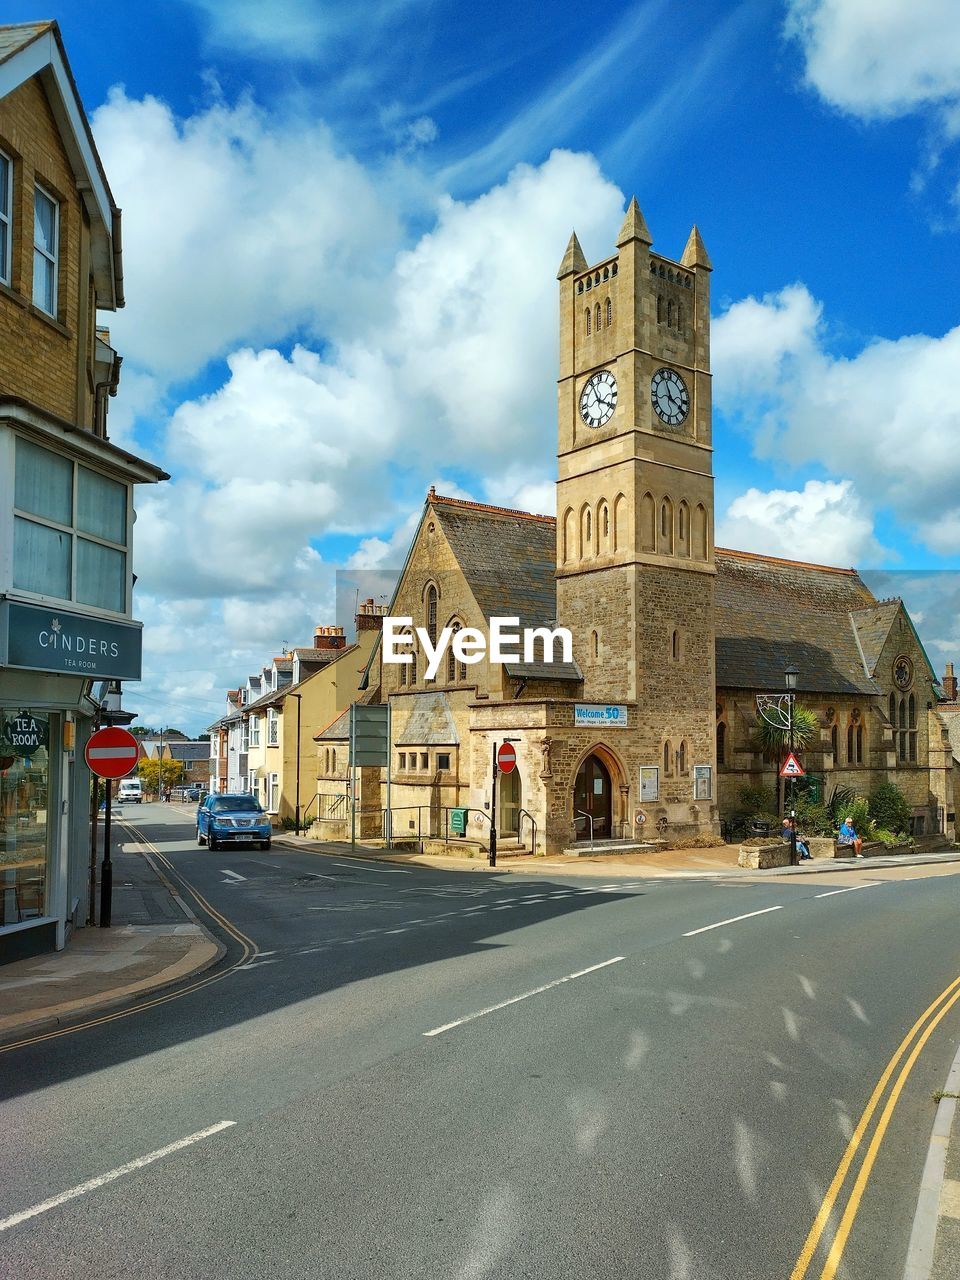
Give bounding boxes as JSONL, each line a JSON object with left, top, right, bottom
{"left": 186, "top": 785, "right": 205, "bottom": 802}
{"left": 196, "top": 793, "right": 271, "bottom": 851}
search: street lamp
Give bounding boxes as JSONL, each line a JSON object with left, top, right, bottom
{"left": 784, "top": 665, "right": 799, "bottom": 866}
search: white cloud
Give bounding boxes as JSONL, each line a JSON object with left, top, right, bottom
{"left": 91, "top": 88, "right": 400, "bottom": 383}
{"left": 785, "top": 0, "right": 960, "bottom": 120}
{"left": 717, "top": 479, "right": 885, "bottom": 564}
{"left": 713, "top": 284, "right": 960, "bottom": 547}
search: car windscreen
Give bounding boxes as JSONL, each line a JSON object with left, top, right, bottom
{"left": 210, "top": 796, "right": 263, "bottom": 813}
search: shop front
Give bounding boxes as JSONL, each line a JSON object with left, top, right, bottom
{"left": 0, "top": 602, "right": 143, "bottom": 964}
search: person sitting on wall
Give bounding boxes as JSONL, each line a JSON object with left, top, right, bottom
{"left": 781, "top": 816, "right": 812, "bottom": 861}
{"left": 837, "top": 817, "right": 864, "bottom": 858}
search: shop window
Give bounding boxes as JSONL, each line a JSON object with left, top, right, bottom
{"left": 0, "top": 711, "right": 51, "bottom": 927}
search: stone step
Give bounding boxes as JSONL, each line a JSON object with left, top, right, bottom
{"left": 561, "top": 841, "right": 658, "bottom": 858}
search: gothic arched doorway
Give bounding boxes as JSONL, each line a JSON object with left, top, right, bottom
{"left": 499, "top": 768, "right": 521, "bottom": 837}
{"left": 574, "top": 753, "right": 612, "bottom": 840}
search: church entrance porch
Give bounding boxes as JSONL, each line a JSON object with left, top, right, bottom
{"left": 573, "top": 752, "right": 613, "bottom": 841}
{"left": 498, "top": 767, "right": 522, "bottom": 838}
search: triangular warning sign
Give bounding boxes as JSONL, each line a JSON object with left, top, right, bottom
{"left": 780, "top": 752, "right": 805, "bottom": 778}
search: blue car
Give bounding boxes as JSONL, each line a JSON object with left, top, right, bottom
{"left": 196, "top": 793, "right": 272, "bottom": 851}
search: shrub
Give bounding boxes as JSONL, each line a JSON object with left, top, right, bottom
{"left": 738, "top": 784, "right": 775, "bottom": 817}
{"left": 837, "top": 795, "right": 873, "bottom": 838}
{"left": 868, "top": 782, "right": 911, "bottom": 835}
{"left": 796, "top": 796, "right": 833, "bottom": 835}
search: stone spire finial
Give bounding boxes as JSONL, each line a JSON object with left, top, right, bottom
{"left": 557, "top": 230, "right": 588, "bottom": 279}
{"left": 681, "top": 225, "right": 713, "bottom": 271}
{"left": 616, "top": 197, "right": 652, "bottom": 247}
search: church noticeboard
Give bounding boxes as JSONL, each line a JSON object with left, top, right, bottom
{"left": 574, "top": 704, "right": 628, "bottom": 728}
{"left": 0, "top": 601, "right": 143, "bottom": 680}
{"left": 640, "top": 767, "right": 659, "bottom": 802}
{"left": 693, "top": 765, "right": 712, "bottom": 801}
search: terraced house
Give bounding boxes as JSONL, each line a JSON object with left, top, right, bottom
{"left": 0, "top": 22, "right": 166, "bottom": 961}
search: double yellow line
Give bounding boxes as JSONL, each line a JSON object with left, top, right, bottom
{"left": 0, "top": 821, "right": 258, "bottom": 1056}
{"left": 791, "top": 970, "right": 960, "bottom": 1278}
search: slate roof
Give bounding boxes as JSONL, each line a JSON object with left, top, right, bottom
{"left": 314, "top": 686, "right": 381, "bottom": 742}
{"left": 166, "top": 742, "right": 209, "bottom": 762}
{"left": 432, "top": 497, "right": 582, "bottom": 681}
{"left": 714, "top": 549, "right": 880, "bottom": 695}
{"left": 850, "top": 600, "right": 902, "bottom": 675}
{"left": 394, "top": 692, "right": 460, "bottom": 746}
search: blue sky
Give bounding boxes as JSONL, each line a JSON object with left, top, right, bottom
{"left": 9, "top": 0, "right": 960, "bottom": 731}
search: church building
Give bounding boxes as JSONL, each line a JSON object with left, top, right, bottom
{"left": 346, "top": 200, "right": 955, "bottom": 855}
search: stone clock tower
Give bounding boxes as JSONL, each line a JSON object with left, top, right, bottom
{"left": 555, "top": 198, "right": 717, "bottom": 816}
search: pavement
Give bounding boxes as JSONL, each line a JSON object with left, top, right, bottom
{"left": 0, "top": 837, "right": 222, "bottom": 1044}
{"left": 3, "top": 815, "right": 960, "bottom": 1279}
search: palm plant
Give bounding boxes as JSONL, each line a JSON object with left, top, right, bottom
{"left": 753, "top": 703, "right": 819, "bottom": 819}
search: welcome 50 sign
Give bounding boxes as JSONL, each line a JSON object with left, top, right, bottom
{"left": 574, "top": 704, "right": 629, "bottom": 728}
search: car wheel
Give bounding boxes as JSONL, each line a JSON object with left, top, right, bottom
{"left": 208, "top": 833, "right": 218, "bottom": 851}
{"left": 196, "top": 826, "right": 205, "bottom": 846}
{"left": 261, "top": 840, "right": 271, "bottom": 851}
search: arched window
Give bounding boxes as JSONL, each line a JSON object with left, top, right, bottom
{"left": 400, "top": 648, "right": 408, "bottom": 686}
{"left": 694, "top": 504, "right": 708, "bottom": 559}
{"left": 657, "top": 294, "right": 663, "bottom": 323}
{"left": 672, "top": 630, "right": 680, "bottom": 661}
{"left": 605, "top": 297, "right": 612, "bottom": 326}
{"left": 611, "top": 262, "right": 618, "bottom": 276}
{"left": 603, "top": 266, "right": 609, "bottom": 280}
{"left": 598, "top": 501, "right": 610, "bottom": 552}
{"left": 447, "top": 622, "right": 460, "bottom": 682}
{"left": 908, "top": 693, "right": 917, "bottom": 761}
{"left": 663, "top": 740, "right": 672, "bottom": 775}
{"left": 426, "top": 584, "right": 438, "bottom": 647}
{"left": 562, "top": 507, "right": 575, "bottom": 563}
{"left": 677, "top": 303, "right": 682, "bottom": 334}
{"left": 831, "top": 724, "right": 839, "bottom": 761}
{"left": 660, "top": 498, "right": 674, "bottom": 554}
{"left": 585, "top": 308, "right": 591, "bottom": 335}
{"left": 591, "top": 629, "right": 599, "bottom": 659}
{"left": 331, "top": 749, "right": 337, "bottom": 772}
{"left": 324, "top": 749, "right": 329, "bottom": 772}
{"left": 716, "top": 721, "right": 726, "bottom": 766}
{"left": 667, "top": 300, "right": 674, "bottom": 326}
{"left": 888, "top": 692, "right": 896, "bottom": 725}
{"left": 856, "top": 725, "right": 863, "bottom": 763}
{"left": 594, "top": 303, "right": 601, "bottom": 333}
{"left": 908, "top": 693, "right": 916, "bottom": 728}
{"left": 678, "top": 501, "right": 689, "bottom": 557}
{"left": 410, "top": 649, "right": 417, "bottom": 685}
{"left": 602, "top": 504, "right": 610, "bottom": 538}
{"left": 614, "top": 493, "right": 628, "bottom": 551}
{"left": 679, "top": 741, "right": 688, "bottom": 774}
{"left": 847, "top": 723, "right": 854, "bottom": 761}
{"left": 639, "top": 492, "right": 655, "bottom": 552}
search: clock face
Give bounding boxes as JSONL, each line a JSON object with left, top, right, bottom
{"left": 579, "top": 370, "right": 617, "bottom": 428}
{"left": 651, "top": 367, "right": 690, "bottom": 427}
{"left": 894, "top": 656, "right": 913, "bottom": 690}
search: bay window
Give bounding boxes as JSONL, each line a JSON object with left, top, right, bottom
{"left": 13, "top": 436, "right": 130, "bottom": 613}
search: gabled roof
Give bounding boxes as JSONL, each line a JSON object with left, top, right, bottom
{"left": 714, "top": 549, "right": 880, "bottom": 695}
{"left": 0, "top": 21, "right": 123, "bottom": 307}
{"left": 850, "top": 600, "right": 902, "bottom": 675}
{"left": 395, "top": 691, "right": 460, "bottom": 746}
{"left": 314, "top": 685, "right": 381, "bottom": 742}
{"left": 430, "top": 495, "right": 581, "bottom": 682}
{"left": 165, "top": 741, "right": 209, "bottom": 762}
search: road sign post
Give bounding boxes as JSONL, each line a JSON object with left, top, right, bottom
{"left": 84, "top": 726, "right": 139, "bottom": 928}
{"left": 348, "top": 704, "right": 390, "bottom": 850}
{"left": 489, "top": 740, "right": 520, "bottom": 867}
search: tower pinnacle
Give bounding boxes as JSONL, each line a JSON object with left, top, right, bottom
{"left": 557, "top": 231, "right": 588, "bottom": 279}
{"left": 681, "top": 225, "right": 712, "bottom": 271}
{"left": 616, "top": 197, "right": 652, "bottom": 248}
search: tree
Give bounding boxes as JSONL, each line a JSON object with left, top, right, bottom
{"left": 137, "top": 759, "right": 184, "bottom": 793}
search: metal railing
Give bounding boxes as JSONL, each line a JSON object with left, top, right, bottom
{"left": 518, "top": 807, "right": 538, "bottom": 856}
{"left": 575, "top": 809, "right": 594, "bottom": 849}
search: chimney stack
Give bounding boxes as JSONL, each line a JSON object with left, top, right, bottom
{"left": 313, "top": 625, "right": 346, "bottom": 651}
{"left": 356, "top": 598, "right": 387, "bottom": 632}
{"left": 943, "top": 662, "right": 957, "bottom": 701}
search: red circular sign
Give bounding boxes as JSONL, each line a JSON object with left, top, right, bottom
{"left": 497, "top": 742, "right": 517, "bottom": 774}
{"left": 84, "top": 726, "right": 141, "bottom": 779}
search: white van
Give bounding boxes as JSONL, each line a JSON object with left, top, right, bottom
{"left": 117, "top": 777, "right": 143, "bottom": 804}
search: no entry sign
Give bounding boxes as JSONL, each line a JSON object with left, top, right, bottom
{"left": 85, "top": 726, "right": 140, "bottom": 779}
{"left": 497, "top": 742, "right": 517, "bottom": 774}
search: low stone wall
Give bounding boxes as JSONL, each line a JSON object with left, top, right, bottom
{"left": 738, "top": 841, "right": 792, "bottom": 869}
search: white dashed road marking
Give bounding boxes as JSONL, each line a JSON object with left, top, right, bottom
{"left": 682, "top": 905, "right": 783, "bottom": 937}
{"left": 0, "top": 1122, "right": 237, "bottom": 1234}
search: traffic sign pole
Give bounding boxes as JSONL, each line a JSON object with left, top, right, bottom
{"left": 489, "top": 741, "right": 498, "bottom": 867}
{"left": 100, "top": 785, "right": 113, "bottom": 928}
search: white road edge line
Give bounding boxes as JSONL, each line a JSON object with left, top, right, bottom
{"left": 423, "top": 957, "right": 625, "bottom": 1037}
{"left": 815, "top": 884, "right": 878, "bottom": 899}
{"left": 682, "top": 905, "right": 783, "bottom": 937}
{"left": 0, "top": 1121, "right": 237, "bottom": 1234}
